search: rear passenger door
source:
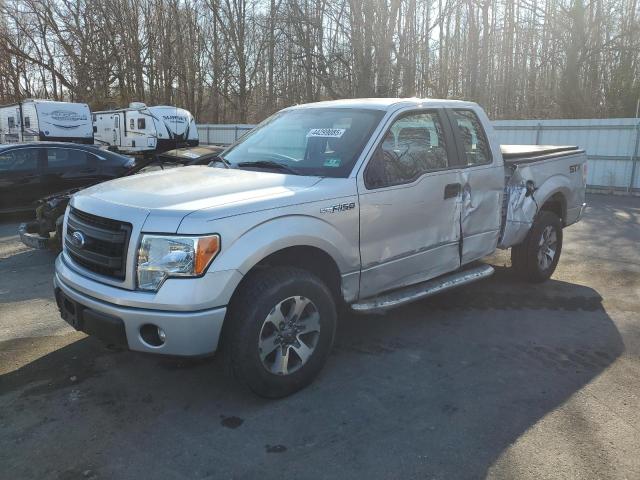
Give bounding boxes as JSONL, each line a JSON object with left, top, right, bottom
{"left": 446, "top": 108, "right": 503, "bottom": 264}
{"left": 43, "top": 147, "right": 100, "bottom": 195}
{"left": 358, "top": 109, "right": 462, "bottom": 298}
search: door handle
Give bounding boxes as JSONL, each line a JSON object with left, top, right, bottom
{"left": 444, "top": 183, "right": 461, "bottom": 199}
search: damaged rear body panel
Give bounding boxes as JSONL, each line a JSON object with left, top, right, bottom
{"left": 499, "top": 146, "right": 587, "bottom": 248}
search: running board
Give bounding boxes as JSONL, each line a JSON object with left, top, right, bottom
{"left": 351, "top": 264, "right": 495, "bottom": 313}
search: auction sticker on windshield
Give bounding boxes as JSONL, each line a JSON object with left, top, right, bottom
{"left": 307, "top": 128, "right": 345, "bottom": 138}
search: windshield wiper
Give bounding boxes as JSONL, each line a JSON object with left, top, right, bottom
{"left": 208, "top": 156, "right": 231, "bottom": 169}
{"left": 237, "top": 160, "right": 300, "bottom": 175}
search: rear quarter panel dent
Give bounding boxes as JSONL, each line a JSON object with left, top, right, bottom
{"left": 499, "top": 155, "right": 584, "bottom": 248}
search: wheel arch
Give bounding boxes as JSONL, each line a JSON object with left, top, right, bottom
{"left": 533, "top": 175, "right": 571, "bottom": 226}
{"left": 237, "top": 245, "right": 344, "bottom": 304}
{"left": 214, "top": 214, "right": 360, "bottom": 306}
{"left": 538, "top": 190, "right": 568, "bottom": 225}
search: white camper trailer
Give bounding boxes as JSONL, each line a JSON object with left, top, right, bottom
{"left": 93, "top": 103, "right": 199, "bottom": 154}
{"left": 0, "top": 100, "right": 93, "bottom": 144}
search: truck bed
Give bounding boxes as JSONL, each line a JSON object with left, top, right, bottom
{"left": 499, "top": 143, "right": 587, "bottom": 249}
{"left": 501, "top": 145, "right": 583, "bottom": 164}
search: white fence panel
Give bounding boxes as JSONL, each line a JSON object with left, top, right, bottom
{"left": 493, "top": 118, "right": 640, "bottom": 193}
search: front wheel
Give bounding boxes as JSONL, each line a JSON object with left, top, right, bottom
{"left": 511, "top": 210, "right": 563, "bottom": 283}
{"left": 224, "top": 267, "right": 337, "bottom": 398}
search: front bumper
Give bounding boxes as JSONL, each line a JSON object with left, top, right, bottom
{"left": 19, "top": 223, "right": 50, "bottom": 249}
{"left": 54, "top": 271, "right": 227, "bottom": 356}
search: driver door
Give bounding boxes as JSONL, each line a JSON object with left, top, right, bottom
{"left": 357, "top": 109, "right": 462, "bottom": 298}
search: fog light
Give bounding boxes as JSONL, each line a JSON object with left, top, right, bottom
{"left": 140, "top": 324, "right": 166, "bottom": 347}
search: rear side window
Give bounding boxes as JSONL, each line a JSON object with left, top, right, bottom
{"left": 138, "top": 118, "right": 146, "bottom": 129}
{"left": 365, "top": 111, "right": 450, "bottom": 189}
{"left": 46, "top": 149, "right": 89, "bottom": 169}
{"left": 8, "top": 117, "right": 15, "bottom": 129}
{"left": 0, "top": 149, "right": 40, "bottom": 172}
{"left": 451, "top": 110, "right": 492, "bottom": 166}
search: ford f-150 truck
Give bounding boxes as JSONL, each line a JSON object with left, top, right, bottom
{"left": 53, "top": 99, "right": 586, "bottom": 397}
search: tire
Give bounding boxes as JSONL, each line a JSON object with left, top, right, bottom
{"left": 511, "top": 210, "right": 563, "bottom": 283}
{"left": 223, "top": 266, "right": 337, "bottom": 398}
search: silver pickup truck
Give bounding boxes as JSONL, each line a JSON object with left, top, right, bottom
{"left": 53, "top": 99, "right": 586, "bottom": 397}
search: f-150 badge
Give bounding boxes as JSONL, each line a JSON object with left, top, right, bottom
{"left": 320, "top": 202, "right": 356, "bottom": 214}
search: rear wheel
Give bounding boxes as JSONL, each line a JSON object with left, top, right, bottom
{"left": 511, "top": 210, "right": 563, "bottom": 283}
{"left": 224, "top": 267, "right": 336, "bottom": 398}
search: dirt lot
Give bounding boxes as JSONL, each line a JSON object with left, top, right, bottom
{"left": 1, "top": 193, "right": 639, "bottom": 480}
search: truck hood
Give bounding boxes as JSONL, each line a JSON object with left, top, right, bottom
{"left": 72, "top": 166, "right": 324, "bottom": 232}
{"left": 77, "top": 166, "right": 322, "bottom": 211}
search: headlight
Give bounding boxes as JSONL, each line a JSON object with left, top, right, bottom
{"left": 137, "top": 234, "right": 220, "bottom": 291}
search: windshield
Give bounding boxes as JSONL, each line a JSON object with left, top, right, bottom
{"left": 221, "top": 108, "right": 385, "bottom": 177}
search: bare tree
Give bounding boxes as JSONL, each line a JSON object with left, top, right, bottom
{"left": 1, "top": 0, "right": 638, "bottom": 121}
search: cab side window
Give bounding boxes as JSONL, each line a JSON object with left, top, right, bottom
{"left": 451, "top": 109, "right": 491, "bottom": 166}
{"left": 365, "top": 111, "right": 450, "bottom": 189}
{"left": 45, "top": 149, "right": 90, "bottom": 169}
{"left": 138, "top": 118, "right": 146, "bottom": 129}
{"left": 0, "top": 149, "right": 40, "bottom": 172}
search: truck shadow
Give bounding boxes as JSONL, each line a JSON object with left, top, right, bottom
{"left": 0, "top": 270, "right": 623, "bottom": 479}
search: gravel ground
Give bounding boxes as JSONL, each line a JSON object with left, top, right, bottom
{"left": 0, "top": 193, "right": 639, "bottom": 480}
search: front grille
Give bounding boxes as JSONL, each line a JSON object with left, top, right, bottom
{"left": 65, "top": 207, "right": 132, "bottom": 280}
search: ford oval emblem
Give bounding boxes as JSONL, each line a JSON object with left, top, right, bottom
{"left": 71, "top": 231, "right": 86, "bottom": 249}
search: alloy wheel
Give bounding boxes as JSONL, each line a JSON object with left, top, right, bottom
{"left": 537, "top": 225, "right": 558, "bottom": 271}
{"left": 258, "top": 296, "right": 321, "bottom": 375}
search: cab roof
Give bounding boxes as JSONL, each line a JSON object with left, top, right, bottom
{"left": 287, "top": 98, "right": 479, "bottom": 111}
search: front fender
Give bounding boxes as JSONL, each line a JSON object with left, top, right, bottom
{"left": 212, "top": 213, "right": 359, "bottom": 279}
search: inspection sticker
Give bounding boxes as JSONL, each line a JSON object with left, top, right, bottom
{"left": 307, "top": 128, "right": 345, "bottom": 138}
{"left": 324, "top": 158, "right": 341, "bottom": 167}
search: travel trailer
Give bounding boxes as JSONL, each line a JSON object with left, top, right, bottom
{"left": 93, "top": 103, "right": 199, "bottom": 154}
{"left": 0, "top": 100, "right": 93, "bottom": 144}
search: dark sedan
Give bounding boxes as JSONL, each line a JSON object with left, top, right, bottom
{"left": 0, "top": 142, "right": 136, "bottom": 213}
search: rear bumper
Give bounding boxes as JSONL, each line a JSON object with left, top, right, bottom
{"left": 54, "top": 272, "right": 227, "bottom": 356}
{"left": 566, "top": 202, "right": 587, "bottom": 226}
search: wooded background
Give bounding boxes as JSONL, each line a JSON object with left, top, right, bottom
{"left": 0, "top": 0, "right": 638, "bottom": 122}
